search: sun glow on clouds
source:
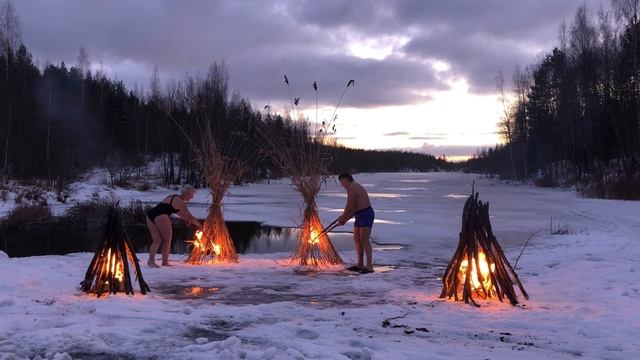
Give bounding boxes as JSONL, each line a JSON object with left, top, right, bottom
{"left": 88, "top": 59, "right": 154, "bottom": 85}
{"left": 432, "top": 60, "right": 450, "bottom": 72}
{"left": 295, "top": 77, "right": 502, "bottom": 158}
{"left": 348, "top": 35, "right": 410, "bottom": 61}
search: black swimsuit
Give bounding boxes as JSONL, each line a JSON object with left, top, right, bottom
{"left": 146, "top": 195, "right": 180, "bottom": 221}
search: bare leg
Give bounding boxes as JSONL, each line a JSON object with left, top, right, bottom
{"left": 353, "top": 226, "right": 363, "bottom": 268}
{"left": 154, "top": 215, "right": 173, "bottom": 266}
{"left": 359, "top": 227, "right": 373, "bottom": 271}
{"left": 146, "top": 217, "right": 161, "bottom": 267}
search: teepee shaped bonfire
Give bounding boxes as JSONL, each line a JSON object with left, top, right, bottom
{"left": 80, "top": 206, "right": 150, "bottom": 297}
{"left": 440, "top": 191, "right": 528, "bottom": 307}
{"left": 290, "top": 174, "right": 342, "bottom": 268}
{"left": 257, "top": 77, "right": 356, "bottom": 269}
{"left": 186, "top": 129, "right": 244, "bottom": 264}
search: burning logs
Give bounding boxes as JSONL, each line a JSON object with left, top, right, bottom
{"left": 80, "top": 206, "right": 150, "bottom": 297}
{"left": 440, "top": 191, "right": 528, "bottom": 306}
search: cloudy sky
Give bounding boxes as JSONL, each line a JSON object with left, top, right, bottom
{"left": 15, "top": 0, "right": 602, "bottom": 159}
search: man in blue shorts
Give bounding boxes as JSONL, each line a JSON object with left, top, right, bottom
{"left": 337, "top": 173, "right": 375, "bottom": 274}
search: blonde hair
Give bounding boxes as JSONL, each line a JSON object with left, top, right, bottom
{"left": 180, "top": 184, "right": 196, "bottom": 196}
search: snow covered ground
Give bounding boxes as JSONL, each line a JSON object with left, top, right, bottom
{"left": 1, "top": 172, "right": 639, "bottom": 359}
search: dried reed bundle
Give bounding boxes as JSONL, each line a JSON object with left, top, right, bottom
{"left": 258, "top": 78, "right": 354, "bottom": 268}
{"left": 166, "top": 107, "right": 252, "bottom": 264}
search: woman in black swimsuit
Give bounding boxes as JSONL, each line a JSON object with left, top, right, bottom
{"left": 146, "top": 185, "right": 202, "bottom": 267}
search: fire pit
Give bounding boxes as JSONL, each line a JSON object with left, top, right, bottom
{"left": 80, "top": 206, "right": 150, "bottom": 297}
{"left": 440, "top": 190, "right": 528, "bottom": 306}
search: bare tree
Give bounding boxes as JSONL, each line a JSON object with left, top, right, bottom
{"left": 148, "top": 65, "right": 162, "bottom": 157}
{"left": 77, "top": 46, "right": 90, "bottom": 106}
{"left": 570, "top": 6, "right": 598, "bottom": 55}
{"left": 46, "top": 77, "right": 52, "bottom": 184}
{"left": 612, "top": 0, "right": 639, "bottom": 23}
{"left": 559, "top": 20, "right": 568, "bottom": 53}
{"left": 0, "top": 0, "right": 20, "bottom": 56}
{"left": 513, "top": 64, "right": 531, "bottom": 177}
{"left": 0, "top": 0, "right": 21, "bottom": 178}
{"left": 133, "top": 82, "right": 143, "bottom": 156}
{"left": 149, "top": 64, "right": 162, "bottom": 103}
{"left": 496, "top": 70, "right": 517, "bottom": 179}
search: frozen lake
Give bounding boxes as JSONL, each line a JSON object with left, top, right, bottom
{"left": 1, "top": 172, "right": 639, "bottom": 359}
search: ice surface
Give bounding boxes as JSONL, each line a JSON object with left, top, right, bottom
{"left": 1, "top": 172, "right": 639, "bottom": 359}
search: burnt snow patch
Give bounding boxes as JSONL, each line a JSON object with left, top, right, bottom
{"left": 154, "top": 283, "right": 223, "bottom": 300}
{"left": 210, "top": 286, "right": 386, "bottom": 308}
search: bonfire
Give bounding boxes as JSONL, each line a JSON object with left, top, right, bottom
{"left": 162, "top": 75, "right": 253, "bottom": 265}
{"left": 80, "top": 206, "right": 150, "bottom": 297}
{"left": 259, "top": 77, "right": 354, "bottom": 269}
{"left": 185, "top": 126, "right": 248, "bottom": 264}
{"left": 289, "top": 171, "right": 342, "bottom": 268}
{"left": 440, "top": 189, "right": 528, "bottom": 306}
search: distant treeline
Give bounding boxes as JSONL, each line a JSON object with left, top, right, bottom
{"left": 465, "top": 2, "right": 640, "bottom": 199}
{"left": 0, "top": 5, "right": 446, "bottom": 186}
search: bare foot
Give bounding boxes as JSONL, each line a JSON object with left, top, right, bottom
{"left": 161, "top": 262, "right": 173, "bottom": 267}
{"left": 147, "top": 261, "right": 159, "bottom": 268}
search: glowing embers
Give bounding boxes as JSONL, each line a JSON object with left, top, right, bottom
{"left": 440, "top": 192, "right": 528, "bottom": 307}
{"left": 291, "top": 204, "right": 342, "bottom": 269}
{"left": 80, "top": 206, "right": 150, "bottom": 297}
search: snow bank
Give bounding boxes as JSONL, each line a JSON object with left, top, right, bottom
{"left": 1, "top": 173, "right": 639, "bottom": 359}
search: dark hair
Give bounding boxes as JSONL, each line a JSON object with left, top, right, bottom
{"left": 338, "top": 172, "right": 354, "bottom": 182}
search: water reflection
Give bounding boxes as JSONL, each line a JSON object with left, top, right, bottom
{"left": 0, "top": 221, "right": 359, "bottom": 257}
{"left": 155, "top": 285, "right": 221, "bottom": 299}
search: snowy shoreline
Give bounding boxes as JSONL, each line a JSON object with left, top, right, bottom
{"left": 1, "top": 172, "right": 639, "bottom": 359}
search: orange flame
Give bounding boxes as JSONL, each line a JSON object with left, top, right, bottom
{"left": 308, "top": 228, "right": 321, "bottom": 244}
{"left": 189, "top": 230, "right": 222, "bottom": 256}
{"left": 459, "top": 251, "right": 495, "bottom": 293}
{"left": 103, "top": 248, "right": 124, "bottom": 283}
{"left": 189, "top": 230, "right": 206, "bottom": 251}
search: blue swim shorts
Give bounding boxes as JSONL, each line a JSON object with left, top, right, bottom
{"left": 354, "top": 207, "right": 375, "bottom": 228}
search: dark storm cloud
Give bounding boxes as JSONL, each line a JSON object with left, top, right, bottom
{"left": 395, "top": 0, "right": 591, "bottom": 92}
{"left": 14, "top": 0, "right": 596, "bottom": 106}
{"left": 227, "top": 53, "right": 440, "bottom": 108}
{"left": 288, "top": 0, "right": 592, "bottom": 91}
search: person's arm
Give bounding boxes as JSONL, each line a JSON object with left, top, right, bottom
{"left": 338, "top": 188, "right": 356, "bottom": 225}
{"left": 174, "top": 198, "right": 202, "bottom": 228}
